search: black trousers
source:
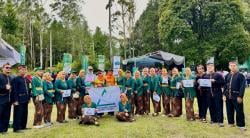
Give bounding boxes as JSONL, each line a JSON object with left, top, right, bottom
{"left": 209, "top": 93, "right": 223, "bottom": 123}
{"left": 0, "top": 102, "right": 11, "bottom": 132}
{"left": 226, "top": 98, "right": 245, "bottom": 127}
{"left": 13, "top": 102, "right": 28, "bottom": 131}
{"left": 199, "top": 91, "right": 210, "bottom": 119}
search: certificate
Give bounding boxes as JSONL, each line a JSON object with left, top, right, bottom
{"left": 162, "top": 77, "right": 168, "bottom": 84}
{"left": 176, "top": 82, "right": 181, "bottom": 89}
{"left": 183, "top": 80, "right": 194, "bottom": 88}
{"left": 153, "top": 93, "right": 160, "bottom": 102}
{"left": 199, "top": 79, "right": 212, "bottom": 87}
{"left": 83, "top": 108, "right": 96, "bottom": 116}
{"left": 62, "top": 89, "right": 71, "bottom": 97}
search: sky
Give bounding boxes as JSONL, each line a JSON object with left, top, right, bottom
{"left": 81, "top": 0, "right": 149, "bottom": 34}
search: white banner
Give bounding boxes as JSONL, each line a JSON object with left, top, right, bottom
{"left": 199, "top": 79, "right": 212, "bottom": 87}
{"left": 183, "top": 80, "right": 194, "bottom": 88}
{"left": 88, "top": 86, "right": 121, "bottom": 113}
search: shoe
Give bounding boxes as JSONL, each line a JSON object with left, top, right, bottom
{"left": 94, "top": 122, "right": 100, "bottom": 126}
{"left": 14, "top": 130, "right": 24, "bottom": 133}
{"left": 201, "top": 118, "right": 207, "bottom": 123}
{"left": 33, "top": 125, "right": 44, "bottom": 129}
{"left": 152, "top": 113, "right": 158, "bottom": 117}
{"left": 218, "top": 123, "right": 224, "bottom": 127}
{"left": 161, "top": 114, "right": 166, "bottom": 117}
{"left": 228, "top": 124, "right": 235, "bottom": 127}
{"left": 62, "top": 120, "right": 68, "bottom": 123}
{"left": 210, "top": 121, "right": 215, "bottom": 124}
{"left": 168, "top": 114, "right": 174, "bottom": 117}
{"left": 239, "top": 127, "right": 247, "bottom": 132}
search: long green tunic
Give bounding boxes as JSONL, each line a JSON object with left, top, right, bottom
{"left": 182, "top": 75, "right": 196, "bottom": 100}
{"left": 118, "top": 101, "right": 131, "bottom": 112}
{"left": 54, "top": 79, "right": 68, "bottom": 103}
{"left": 76, "top": 77, "right": 85, "bottom": 96}
{"left": 124, "top": 77, "right": 135, "bottom": 98}
{"left": 142, "top": 75, "right": 150, "bottom": 93}
{"left": 31, "top": 76, "right": 44, "bottom": 97}
{"left": 159, "top": 75, "right": 172, "bottom": 96}
{"left": 116, "top": 76, "right": 126, "bottom": 92}
{"left": 134, "top": 78, "right": 143, "bottom": 96}
{"left": 67, "top": 78, "right": 77, "bottom": 96}
{"left": 149, "top": 75, "right": 161, "bottom": 95}
{"left": 170, "top": 75, "right": 182, "bottom": 97}
{"left": 43, "top": 81, "right": 54, "bottom": 104}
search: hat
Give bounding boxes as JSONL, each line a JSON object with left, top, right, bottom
{"left": 88, "top": 66, "right": 93, "bottom": 70}
{"left": 70, "top": 70, "right": 77, "bottom": 74}
{"left": 206, "top": 62, "right": 214, "bottom": 66}
{"left": 34, "top": 67, "right": 43, "bottom": 72}
{"left": 18, "top": 65, "right": 27, "bottom": 69}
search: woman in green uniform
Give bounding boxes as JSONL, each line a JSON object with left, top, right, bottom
{"left": 124, "top": 70, "right": 135, "bottom": 116}
{"left": 116, "top": 93, "right": 135, "bottom": 122}
{"left": 142, "top": 68, "right": 150, "bottom": 115}
{"left": 134, "top": 71, "right": 144, "bottom": 115}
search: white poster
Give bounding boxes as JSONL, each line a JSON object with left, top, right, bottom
{"left": 183, "top": 80, "right": 194, "bottom": 88}
{"left": 199, "top": 79, "right": 212, "bottom": 87}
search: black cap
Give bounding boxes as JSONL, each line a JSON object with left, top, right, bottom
{"left": 126, "top": 70, "right": 131, "bottom": 73}
{"left": 18, "top": 64, "right": 27, "bottom": 69}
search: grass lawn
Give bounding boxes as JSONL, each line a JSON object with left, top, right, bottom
{"left": 2, "top": 89, "right": 250, "bottom": 138}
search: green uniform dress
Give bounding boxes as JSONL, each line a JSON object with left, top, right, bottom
{"left": 170, "top": 76, "right": 183, "bottom": 97}
{"left": 149, "top": 75, "right": 161, "bottom": 96}
{"left": 142, "top": 75, "right": 150, "bottom": 93}
{"left": 159, "top": 75, "right": 171, "bottom": 96}
{"left": 82, "top": 102, "right": 97, "bottom": 109}
{"left": 67, "top": 78, "right": 77, "bottom": 97}
{"left": 43, "top": 81, "right": 55, "bottom": 104}
{"left": 118, "top": 101, "right": 131, "bottom": 113}
{"left": 54, "top": 79, "right": 68, "bottom": 104}
{"left": 182, "top": 75, "right": 196, "bottom": 100}
{"left": 76, "top": 77, "right": 86, "bottom": 97}
{"left": 134, "top": 78, "right": 143, "bottom": 97}
{"left": 32, "top": 76, "right": 44, "bottom": 98}
{"left": 124, "top": 77, "right": 135, "bottom": 98}
{"left": 116, "top": 76, "right": 126, "bottom": 92}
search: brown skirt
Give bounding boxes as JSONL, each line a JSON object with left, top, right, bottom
{"left": 185, "top": 99, "right": 194, "bottom": 120}
{"left": 79, "top": 116, "right": 97, "bottom": 125}
{"left": 162, "top": 93, "right": 171, "bottom": 115}
{"left": 116, "top": 112, "right": 131, "bottom": 122}
{"left": 143, "top": 92, "right": 150, "bottom": 114}
{"left": 33, "top": 101, "right": 44, "bottom": 126}
{"left": 151, "top": 95, "right": 161, "bottom": 114}
{"left": 43, "top": 102, "right": 53, "bottom": 123}
{"left": 56, "top": 102, "right": 66, "bottom": 123}
{"left": 171, "top": 97, "right": 182, "bottom": 117}
{"left": 136, "top": 95, "right": 144, "bottom": 115}
{"left": 68, "top": 98, "right": 77, "bottom": 119}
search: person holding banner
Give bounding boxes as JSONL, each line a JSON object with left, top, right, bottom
{"left": 32, "top": 67, "right": 45, "bottom": 128}
{"left": 223, "top": 61, "right": 246, "bottom": 131}
{"left": 124, "top": 71, "right": 135, "bottom": 116}
{"left": 142, "top": 68, "right": 151, "bottom": 115}
{"left": 67, "top": 71, "right": 78, "bottom": 119}
{"left": 54, "top": 71, "right": 69, "bottom": 123}
{"left": 116, "top": 93, "right": 135, "bottom": 122}
{"left": 0, "top": 63, "right": 13, "bottom": 134}
{"left": 94, "top": 71, "right": 105, "bottom": 88}
{"left": 195, "top": 65, "right": 206, "bottom": 122}
{"left": 76, "top": 70, "right": 86, "bottom": 117}
{"left": 159, "top": 68, "right": 171, "bottom": 116}
{"left": 149, "top": 68, "right": 161, "bottom": 117}
{"left": 79, "top": 95, "right": 99, "bottom": 126}
{"left": 169, "top": 68, "right": 183, "bottom": 117}
{"left": 42, "top": 72, "right": 55, "bottom": 127}
{"left": 203, "top": 63, "right": 224, "bottom": 127}
{"left": 134, "top": 71, "right": 144, "bottom": 115}
{"left": 116, "top": 69, "right": 125, "bottom": 92}
{"left": 182, "top": 67, "right": 196, "bottom": 121}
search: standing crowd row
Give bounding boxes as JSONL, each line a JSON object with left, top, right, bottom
{"left": 0, "top": 60, "right": 247, "bottom": 135}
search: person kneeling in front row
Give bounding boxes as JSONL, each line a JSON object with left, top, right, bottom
{"left": 116, "top": 93, "right": 135, "bottom": 122}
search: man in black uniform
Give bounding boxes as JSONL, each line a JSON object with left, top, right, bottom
{"left": 11, "top": 65, "right": 31, "bottom": 133}
{"left": 0, "top": 63, "right": 12, "bottom": 135}
{"left": 203, "top": 63, "right": 225, "bottom": 127}
{"left": 223, "top": 61, "right": 246, "bottom": 131}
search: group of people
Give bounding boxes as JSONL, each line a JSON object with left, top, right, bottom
{"left": 0, "top": 60, "right": 247, "bottom": 135}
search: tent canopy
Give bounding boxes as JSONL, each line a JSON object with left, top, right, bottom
{"left": 0, "top": 38, "right": 20, "bottom": 67}
{"left": 124, "top": 50, "right": 185, "bottom": 66}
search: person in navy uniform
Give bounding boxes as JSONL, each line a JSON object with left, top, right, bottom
{"left": 203, "top": 63, "right": 225, "bottom": 127}
{"left": 0, "top": 63, "right": 12, "bottom": 135}
{"left": 11, "top": 65, "right": 31, "bottom": 133}
{"left": 223, "top": 61, "right": 246, "bottom": 131}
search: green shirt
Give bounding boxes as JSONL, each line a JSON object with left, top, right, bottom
{"left": 116, "top": 76, "right": 126, "bottom": 92}
{"left": 43, "top": 81, "right": 54, "bottom": 104}
{"left": 159, "top": 75, "right": 172, "bottom": 96}
{"left": 134, "top": 78, "right": 143, "bottom": 96}
{"left": 76, "top": 77, "right": 86, "bottom": 96}
{"left": 149, "top": 75, "right": 161, "bottom": 95}
{"left": 31, "top": 76, "right": 44, "bottom": 97}
{"left": 124, "top": 77, "right": 135, "bottom": 97}
{"left": 170, "top": 76, "right": 182, "bottom": 97}
{"left": 82, "top": 102, "right": 97, "bottom": 108}
{"left": 67, "top": 78, "right": 77, "bottom": 95}
{"left": 182, "top": 75, "right": 196, "bottom": 100}
{"left": 118, "top": 101, "right": 131, "bottom": 113}
{"left": 54, "top": 79, "right": 68, "bottom": 103}
{"left": 142, "top": 75, "right": 150, "bottom": 92}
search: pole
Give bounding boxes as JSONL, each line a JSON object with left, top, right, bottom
{"left": 40, "top": 31, "right": 43, "bottom": 68}
{"left": 50, "top": 31, "right": 52, "bottom": 69}
{"left": 108, "top": 0, "right": 113, "bottom": 63}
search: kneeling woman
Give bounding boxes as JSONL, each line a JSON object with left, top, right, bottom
{"left": 79, "top": 95, "right": 99, "bottom": 126}
{"left": 116, "top": 93, "right": 135, "bottom": 122}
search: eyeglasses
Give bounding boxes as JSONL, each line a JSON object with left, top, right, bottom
{"left": 5, "top": 67, "right": 11, "bottom": 69}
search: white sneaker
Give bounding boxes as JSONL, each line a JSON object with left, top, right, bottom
{"left": 33, "top": 125, "right": 44, "bottom": 129}
{"left": 239, "top": 127, "right": 247, "bottom": 132}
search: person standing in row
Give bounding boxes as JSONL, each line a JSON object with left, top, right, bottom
{"left": 169, "top": 68, "right": 182, "bottom": 117}
{"left": 149, "top": 68, "right": 161, "bottom": 116}
{"left": 182, "top": 67, "right": 196, "bottom": 121}
{"left": 142, "top": 68, "right": 150, "bottom": 115}
{"left": 223, "top": 61, "right": 246, "bottom": 131}
{"left": 203, "top": 63, "right": 224, "bottom": 127}
{"left": 195, "top": 65, "right": 206, "bottom": 122}
{"left": 42, "top": 73, "right": 55, "bottom": 127}
{"left": 0, "top": 63, "right": 12, "bottom": 134}
{"left": 105, "top": 69, "right": 116, "bottom": 116}
{"left": 67, "top": 71, "right": 78, "bottom": 119}
{"left": 54, "top": 71, "right": 68, "bottom": 123}
{"left": 116, "top": 69, "right": 126, "bottom": 93}
{"left": 85, "top": 66, "right": 96, "bottom": 89}
{"left": 12, "top": 65, "right": 31, "bottom": 133}
{"left": 134, "top": 71, "right": 144, "bottom": 115}
{"left": 160, "top": 68, "right": 171, "bottom": 116}
{"left": 124, "top": 71, "right": 135, "bottom": 116}
{"left": 76, "top": 70, "right": 86, "bottom": 117}
{"left": 32, "top": 67, "right": 45, "bottom": 128}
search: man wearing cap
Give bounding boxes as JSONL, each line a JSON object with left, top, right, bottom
{"left": 223, "top": 61, "right": 246, "bottom": 131}
{"left": 11, "top": 65, "right": 31, "bottom": 133}
{"left": 85, "top": 66, "right": 96, "bottom": 90}
{"left": 32, "top": 67, "right": 45, "bottom": 128}
{"left": 0, "top": 63, "right": 12, "bottom": 134}
{"left": 202, "top": 63, "right": 225, "bottom": 127}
